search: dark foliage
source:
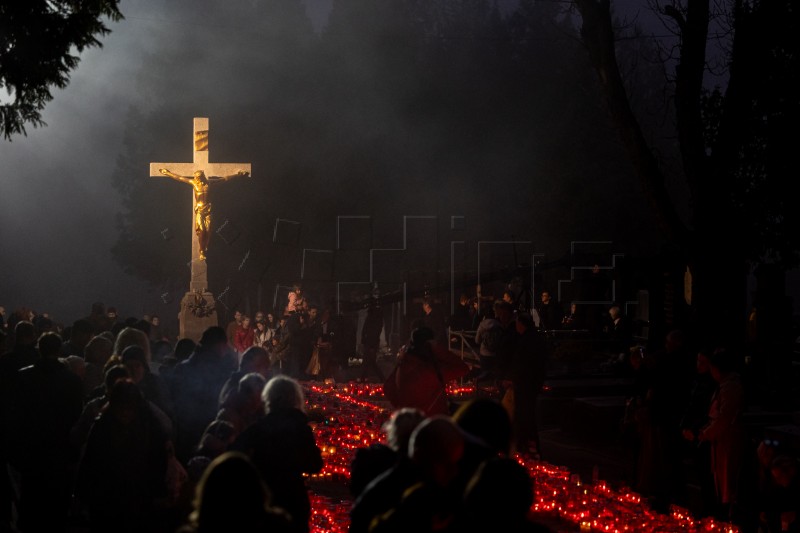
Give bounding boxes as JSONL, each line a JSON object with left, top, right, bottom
{"left": 0, "top": 0, "right": 122, "bottom": 140}
{"left": 574, "top": 0, "right": 800, "bottom": 335}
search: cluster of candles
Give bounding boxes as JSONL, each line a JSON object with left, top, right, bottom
{"left": 304, "top": 382, "right": 738, "bottom": 533}
{"left": 517, "top": 457, "right": 738, "bottom": 532}
{"left": 309, "top": 493, "right": 351, "bottom": 533}
{"left": 305, "top": 383, "right": 392, "bottom": 482}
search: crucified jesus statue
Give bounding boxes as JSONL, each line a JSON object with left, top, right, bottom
{"left": 158, "top": 168, "right": 249, "bottom": 260}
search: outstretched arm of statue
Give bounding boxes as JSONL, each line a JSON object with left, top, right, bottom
{"left": 158, "top": 168, "right": 194, "bottom": 185}
{"left": 208, "top": 169, "right": 250, "bottom": 182}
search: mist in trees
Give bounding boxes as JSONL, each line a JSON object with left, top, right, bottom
{"left": 111, "top": 0, "right": 672, "bottom": 311}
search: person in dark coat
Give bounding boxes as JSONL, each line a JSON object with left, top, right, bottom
{"left": 561, "top": 303, "right": 585, "bottom": 330}
{"left": 680, "top": 350, "right": 718, "bottom": 514}
{"left": 171, "top": 327, "right": 233, "bottom": 462}
{"left": 83, "top": 334, "right": 113, "bottom": 398}
{"left": 0, "top": 321, "right": 38, "bottom": 378}
{"left": 160, "top": 338, "right": 196, "bottom": 391}
{"left": 76, "top": 380, "right": 169, "bottom": 533}
{"left": 6, "top": 332, "right": 84, "bottom": 533}
{"left": 314, "top": 308, "right": 336, "bottom": 380}
{"left": 459, "top": 458, "right": 552, "bottom": 533}
{"left": 421, "top": 300, "right": 446, "bottom": 343}
{"left": 369, "top": 417, "right": 466, "bottom": 533}
{"left": 360, "top": 303, "right": 385, "bottom": 381}
{"left": 510, "top": 313, "right": 548, "bottom": 456}
{"left": 217, "top": 373, "right": 266, "bottom": 437}
{"left": 281, "top": 313, "right": 312, "bottom": 379}
{"left": 607, "top": 306, "right": 633, "bottom": 354}
{"left": 449, "top": 294, "right": 472, "bottom": 332}
{"left": 70, "top": 365, "right": 131, "bottom": 452}
{"left": 121, "top": 344, "right": 174, "bottom": 420}
{"left": 349, "top": 410, "right": 427, "bottom": 533}
{"left": 62, "top": 318, "right": 93, "bottom": 358}
{"left": 451, "top": 398, "right": 512, "bottom": 498}
{"left": 218, "top": 346, "right": 271, "bottom": 409}
{"left": 0, "top": 320, "right": 39, "bottom": 518}
{"left": 179, "top": 452, "right": 292, "bottom": 533}
{"left": 86, "top": 302, "right": 112, "bottom": 334}
{"left": 535, "top": 291, "right": 563, "bottom": 332}
{"left": 232, "top": 376, "right": 322, "bottom": 533}
{"left": 349, "top": 408, "right": 425, "bottom": 498}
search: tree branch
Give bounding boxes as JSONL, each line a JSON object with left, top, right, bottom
{"left": 573, "top": 0, "right": 688, "bottom": 247}
{"left": 663, "top": 4, "right": 686, "bottom": 33}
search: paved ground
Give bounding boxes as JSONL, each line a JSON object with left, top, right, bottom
{"left": 538, "top": 427, "right": 635, "bottom": 488}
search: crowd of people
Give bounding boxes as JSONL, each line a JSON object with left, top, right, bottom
{"left": 0, "top": 296, "right": 553, "bottom": 533}
{"left": 0, "top": 309, "right": 326, "bottom": 533}
{"left": 223, "top": 286, "right": 361, "bottom": 382}
{"left": 617, "top": 331, "right": 800, "bottom": 531}
{"left": 445, "top": 283, "right": 799, "bottom": 531}
{"left": 1, "top": 282, "right": 798, "bottom": 533}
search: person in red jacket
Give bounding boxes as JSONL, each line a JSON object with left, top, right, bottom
{"left": 233, "top": 316, "right": 254, "bottom": 356}
{"left": 383, "top": 327, "right": 469, "bottom": 416}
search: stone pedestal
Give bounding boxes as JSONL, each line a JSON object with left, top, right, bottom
{"left": 179, "top": 291, "right": 219, "bottom": 342}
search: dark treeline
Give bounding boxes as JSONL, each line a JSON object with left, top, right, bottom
{"left": 112, "top": 0, "right": 672, "bottom": 311}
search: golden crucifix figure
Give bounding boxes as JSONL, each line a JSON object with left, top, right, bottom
{"left": 158, "top": 168, "right": 249, "bottom": 260}
{"left": 150, "top": 117, "right": 252, "bottom": 265}
{"left": 149, "top": 117, "right": 252, "bottom": 342}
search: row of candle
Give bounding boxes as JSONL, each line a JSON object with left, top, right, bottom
{"left": 305, "top": 383, "right": 391, "bottom": 481}
{"left": 309, "top": 493, "right": 351, "bottom": 533}
{"left": 519, "top": 456, "right": 738, "bottom": 532}
{"left": 305, "top": 382, "right": 738, "bottom": 533}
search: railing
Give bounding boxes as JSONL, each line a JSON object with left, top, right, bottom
{"left": 447, "top": 328, "right": 481, "bottom": 365}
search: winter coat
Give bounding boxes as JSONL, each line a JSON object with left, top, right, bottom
{"left": 701, "top": 373, "right": 745, "bottom": 504}
{"left": 232, "top": 407, "right": 322, "bottom": 533}
{"left": 384, "top": 342, "right": 468, "bottom": 416}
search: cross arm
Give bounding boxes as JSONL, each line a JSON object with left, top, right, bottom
{"left": 205, "top": 163, "right": 252, "bottom": 182}
{"left": 150, "top": 162, "right": 197, "bottom": 183}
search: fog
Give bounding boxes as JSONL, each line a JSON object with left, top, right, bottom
{"left": 1, "top": 2, "right": 173, "bottom": 319}
{"left": 0, "top": 0, "right": 674, "bottom": 325}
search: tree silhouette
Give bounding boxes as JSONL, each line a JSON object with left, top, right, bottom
{"left": 0, "top": 0, "right": 122, "bottom": 140}
{"left": 573, "top": 0, "right": 799, "bottom": 336}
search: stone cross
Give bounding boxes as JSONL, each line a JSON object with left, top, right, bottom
{"left": 150, "top": 117, "right": 251, "bottom": 292}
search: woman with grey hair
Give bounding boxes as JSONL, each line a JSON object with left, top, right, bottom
{"left": 232, "top": 376, "right": 322, "bottom": 533}
{"left": 262, "top": 374, "right": 305, "bottom": 413}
